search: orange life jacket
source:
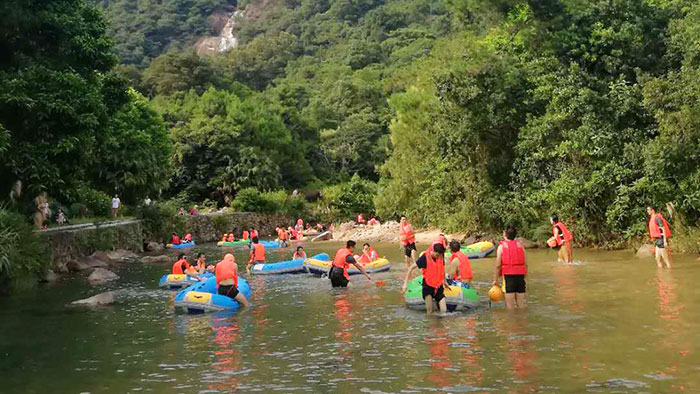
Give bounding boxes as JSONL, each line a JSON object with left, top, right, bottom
{"left": 450, "top": 250, "right": 473, "bottom": 281}
{"left": 552, "top": 221, "right": 572, "bottom": 245}
{"left": 399, "top": 223, "right": 416, "bottom": 246}
{"left": 332, "top": 248, "right": 353, "bottom": 279}
{"left": 279, "top": 229, "right": 288, "bottom": 241}
{"left": 500, "top": 239, "right": 526, "bottom": 275}
{"left": 215, "top": 257, "right": 238, "bottom": 288}
{"left": 196, "top": 259, "right": 206, "bottom": 271}
{"left": 423, "top": 249, "right": 445, "bottom": 289}
{"left": 242, "top": 230, "right": 249, "bottom": 240}
{"left": 648, "top": 213, "right": 672, "bottom": 239}
{"left": 251, "top": 243, "right": 265, "bottom": 262}
{"left": 171, "top": 235, "right": 181, "bottom": 245}
{"left": 359, "top": 248, "right": 377, "bottom": 264}
{"left": 172, "top": 258, "right": 189, "bottom": 275}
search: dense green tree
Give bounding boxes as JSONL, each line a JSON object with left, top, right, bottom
{"left": 143, "top": 49, "right": 223, "bottom": 96}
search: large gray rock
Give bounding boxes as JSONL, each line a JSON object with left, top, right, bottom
{"left": 635, "top": 244, "right": 655, "bottom": 258}
{"left": 44, "top": 269, "right": 59, "bottom": 282}
{"left": 141, "top": 255, "right": 171, "bottom": 264}
{"left": 88, "top": 268, "right": 119, "bottom": 283}
{"left": 146, "top": 241, "right": 164, "bottom": 252}
{"left": 67, "top": 259, "right": 91, "bottom": 272}
{"left": 71, "top": 291, "right": 115, "bottom": 306}
{"left": 92, "top": 249, "right": 138, "bottom": 263}
{"left": 82, "top": 256, "right": 109, "bottom": 268}
{"left": 517, "top": 237, "right": 537, "bottom": 249}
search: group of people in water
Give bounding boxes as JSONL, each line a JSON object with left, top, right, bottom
{"left": 167, "top": 205, "right": 674, "bottom": 315}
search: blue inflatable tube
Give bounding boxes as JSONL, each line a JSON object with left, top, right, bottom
{"left": 174, "top": 276, "right": 251, "bottom": 314}
{"left": 259, "top": 240, "right": 282, "bottom": 249}
{"left": 252, "top": 253, "right": 329, "bottom": 275}
{"left": 158, "top": 271, "right": 213, "bottom": 290}
{"left": 167, "top": 241, "right": 196, "bottom": 249}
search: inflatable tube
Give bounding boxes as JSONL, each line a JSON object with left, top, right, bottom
{"left": 166, "top": 241, "right": 195, "bottom": 249}
{"left": 217, "top": 240, "right": 248, "bottom": 247}
{"left": 159, "top": 273, "right": 201, "bottom": 289}
{"left": 259, "top": 240, "right": 282, "bottom": 249}
{"left": 174, "top": 276, "right": 251, "bottom": 314}
{"left": 445, "top": 241, "right": 495, "bottom": 260}
{"left": 252, "top": 253, "right": 329, "bottom": 275}
{"left": 404, "top": 275, "right": 479, "bottom": 311}
{"left": 304, "top": 257, "right": 391, "bottom": 275}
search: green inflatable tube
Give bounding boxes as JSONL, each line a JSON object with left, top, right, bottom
{"left": 404, "top": 275, "right": 479, "bottom": 311}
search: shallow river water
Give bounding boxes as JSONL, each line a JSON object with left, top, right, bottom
{"left": 1, "top": 241, "right": 699, "bottom": 394}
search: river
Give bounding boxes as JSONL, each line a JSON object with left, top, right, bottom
{"left": 0, "top": 241, "right": 697, "bottom": 393}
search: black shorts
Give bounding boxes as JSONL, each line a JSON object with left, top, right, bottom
{"left": 404, "top": 242, "right": 417, "bottom": 257}
{"left": 655, "top": 237, "right": 665, "bottom": 248}
{"left": 504, "top": 275, "right": 526, "bottom": 294}
{"left": 422, "top": 281, "right": 445, "bottom": 302}
{"left": 329, "top": 266, "right": 349, "bottom": 288}
{"left": 218, "top": 284, "right": 239, "bottom": 299}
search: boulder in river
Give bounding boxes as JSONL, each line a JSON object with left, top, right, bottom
{"left": 82, "top": 256, "right": 109, "bottom": 268}
{"left": 517, "top": 237, "right": 537, "bottom": 249}
{"left": 67, "top": 259, "right": 91, "bottom": 272}
{"left": 141, "top": 255, "right": 171, "bottom": 264}
{"left": 88, "top": 268, "right": 119, "bottom": 283}
{"left": 146, "top": 241, "right": 164, "bottom": 252}
{"left": 92, "top": 249, "right": 138, "bottom": 263}
{"left": 43, "top": 269, "right": 59, "bottom": 282}
{"left": 71, "top": 291, "right": 116, "bottom": 306}
{"left": 635, "top": 244, "right": 655, "bottom": 258}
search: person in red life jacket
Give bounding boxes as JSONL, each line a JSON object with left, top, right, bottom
{"left": 247, "top": 237, "right": 265, "bottom": 274}
{"left": 227, "top": 231, "right": 235, "bottom": 242}
{"left": 171, "top": 233, "right": 181, "bottom": 245}
{"left": 367, "top": 217, "right": 379, "bottom": 226}
{"left": 493, "top": 227, "right": 528, "bottom": 309}
{"left": 221, "top": 233, "right": 228, "bottom": 243}
{"left": 251, "top": 228, "right": 259, "bottom": 240}
{"left": 242, "top": 229, "right": 249, "bottom": 241}
{"left": 647, "top": 206, "right": 672, "bottom": 268}
{"left": 305, "top": 223, "right": 311, "bottom": 231}
{"left": 278, "top": 227, "right": 289, "bottom": 248}
{"left": 195, "top": 253, "right": 213, "bottom": 273}
{"left": 550, "top": 214, "right": 573, "bottom": 264}
{"left": 447, "top": 240, "right": 473, "bottom": 286}
{"left": 293, "top": 246, "right": 307, "bottom": 259}
{"left": 358, "top": 243, "right": 379, "bottom": 264}
{"left": 316, "top": 223, "right": 324, "bottom": 232}
{"left": 330, "top": 240, "right": 372, "bottom": 288}
{"left": 215, "top": 254, "right": 249, "bottom": 307}
{"left": 399, "top": 216, "right": 418, "bottom": 268}
{"left": 183, "top": 232, "right": 193, "bottom": 243}
{"left": 357, "top": 213, "right": 365, "bottom": 226}
{"left": 172, "top": 253, "right": 189, "bottom": 274}
{"left": 402, "top": 243, "right": 451, "bottom": 315}
{"left": 288, "top": 226, "right": 298, "bottom": 241}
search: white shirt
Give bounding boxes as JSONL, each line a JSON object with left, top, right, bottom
{"left": 144, "top": 198, "right": 151, "bottom": 206}
{"left": 112, "top": 197, "right": 121, "bottom": 209}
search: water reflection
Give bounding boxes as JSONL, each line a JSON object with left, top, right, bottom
{"left": 493, "top": 312, "right": 539, "bottom": 392}
{"left": 425, "top": 321, "right": 453, "bottom": 389}
{"left": 208, "top": 315, "right": 242, "bottom": 391}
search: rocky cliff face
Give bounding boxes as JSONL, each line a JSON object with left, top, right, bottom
{"left": 195, "top": 10, "right": 244, "bottom": 56}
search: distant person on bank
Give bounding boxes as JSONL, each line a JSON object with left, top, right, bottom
{"left": 111, "top": 195, "right": 120, "bottom": 218}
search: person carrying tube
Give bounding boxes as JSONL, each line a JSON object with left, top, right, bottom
{"left": 401, "top": 243, "right": 451, "bottom": 315}
{"left": 329, "top": 240, "right": 371, "bottom": 288}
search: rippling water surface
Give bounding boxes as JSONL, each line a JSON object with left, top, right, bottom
{"left": 1, "top": 241, "right": 698, "bottom": 393}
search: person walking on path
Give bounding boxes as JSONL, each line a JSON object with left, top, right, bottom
{"left": 647, "top": 206, "right": 672, "bottom": 268}
{"left": 111, "top": 195, "right": 121, "bottom": 218}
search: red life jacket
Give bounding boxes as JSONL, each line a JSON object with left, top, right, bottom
{"left": 279, "top": 229, "right": 288, "bottom": 241}
{"left": 399, "top": 223, "right": 416, "bottom": 246}
{"left": 221, "top": 234, "right": 228, "bottom": 242}
{"left": 171, "top": 235, "right": 181, "bottom": 245}
{"left": 332, "top": 248, "right": 353, "bottom": 279}
{"left": 423, "top": 250, "right": 445, "bottom": 289}
{"left": 215, "top": 258, "right": 238, "bottom": 288}
{"left": 184, "top": 233, "right": 192, "bottom": 242}
{"left": 227, "top": 234, "right": 234, "bottom": 242}
{"left": 357, "top": 214, "right": 365, "bottom": 223}
{"left": 293, "top": 251, "right": 306, "bottom": 259}
{"left": 242, "top": 230, "right": 249, "bottom": 240}
{"left": 297, "top": 218, "right": 303, "bottom": 226}
{"left": 552, "top": 221, "right": 572, "bottom": 245}
{"left": 450, "top": 250, "right": 473, "bottom": 281}
{"left": 251, "top": 230, "right": 259, "bottom": 239}
{"left": 251, "top": 243, "right": 265, "bottom": 262}
{"left": 500, "top": 239, "right": 526, "bottom": 275}
{"left": 359, "top": 248, "right": 377, "bottom": 264}
{"left": 172, "top": 258, "right": 188, "bottom": 275}
{"left": 648, "top": 213, "right": 672, "bottom": 239}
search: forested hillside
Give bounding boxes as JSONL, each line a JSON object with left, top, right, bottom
{"left": 2, "top": 0, "right": 699, "bottom": 248}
